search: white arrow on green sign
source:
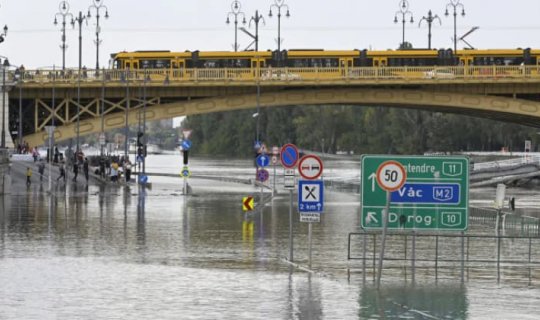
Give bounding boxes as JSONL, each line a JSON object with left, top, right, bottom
{"left": 361, "top": 155, "right": 469, "bottom": 231}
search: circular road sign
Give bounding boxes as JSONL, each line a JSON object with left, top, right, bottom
{"left": 298, "top": 155, "right": 324, "bottom": 180}
{"left": 280, "top": 144, "right": 299, "bottom": 168}
{"left": 256, "top": 168, "right": 270, "bottom": 182}
{"left": 376, "top": 160, "right": 407, "bottom": 192}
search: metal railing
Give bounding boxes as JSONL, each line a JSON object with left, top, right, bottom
{"left": 11, "top": 65, "right": 540, "bottom": 85}
{"left": 348, "top": 230, "right": 540, "bottom": 283}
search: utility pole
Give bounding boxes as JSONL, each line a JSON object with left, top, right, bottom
{"left": 72, "top": 11, "right": 87, "bottom": 153}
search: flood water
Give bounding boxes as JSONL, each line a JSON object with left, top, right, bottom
{"left": 1, "top": 155, "right": 540, "bottom": 319}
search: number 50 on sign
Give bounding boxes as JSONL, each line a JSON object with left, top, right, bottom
{"left": 376, "top": 160, "right": 407, "bottom": 192}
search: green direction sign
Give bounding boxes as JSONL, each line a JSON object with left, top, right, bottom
{"left": 361, "top": 155, "right": 469, "bottom": 231}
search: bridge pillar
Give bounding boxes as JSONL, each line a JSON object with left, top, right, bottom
{"left": 0, "top": 88, "right": 13, "bottom": 149}
{"left": 0, "top": 149, "right": 10, "bottom": 195}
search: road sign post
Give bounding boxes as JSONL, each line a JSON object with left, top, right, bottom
{"left": 374, "top": 160, "right": 407, "bottom": 289}
{"left": 362, "top": 155, "right": 469, "bottom": 231}
{"left": 280, "top": 144, "right": 299, "bottom": 263}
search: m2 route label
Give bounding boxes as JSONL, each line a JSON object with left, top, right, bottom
{"left": 361, "top": 155, "right": 469, "bottom": 231}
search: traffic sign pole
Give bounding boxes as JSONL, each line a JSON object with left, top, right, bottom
{"left": 374, "top": 160, "right": 406, "bottom": 290}
{"left": 289, "top": 189, "right": 293, "bottom": 262}
{"left": 377, "top": 191, "right": 391, "bottom": 289}
{"left": 308, "top": 222, "right": 313, "bottom": 269}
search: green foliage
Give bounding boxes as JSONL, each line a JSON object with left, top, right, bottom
{"left": 182, "top": 106, "right": 539, "bottom": 156}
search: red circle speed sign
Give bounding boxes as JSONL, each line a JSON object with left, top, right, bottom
{"left": 376, "top": 160, "right": 406, "bottom": 192}
{"left": 298, "top": 155, "right": 324, "bottom": 180}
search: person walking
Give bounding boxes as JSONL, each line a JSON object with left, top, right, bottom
{"left": 57, "top": 163, "right": 66, "bottom": 182}
{"left": 37, "top": 160, "right": 45, "bottom": 182}
{"left": 83, "top": 158, "right": 89, "bottom": 182}
{"left": 125, "top": 160, "right": 132, "bottom": 182}
{"left": 26, "top": 167, "right": 32, "bottom": 186}
{"left": 72, "top": 162, "right": 79, "bottom": 182}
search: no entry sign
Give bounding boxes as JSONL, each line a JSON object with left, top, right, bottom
{"left": 298, "top": 155, "right": 323, "bottom": 180}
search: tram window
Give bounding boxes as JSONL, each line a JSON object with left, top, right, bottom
{"left": 140, "top": 59, "right": 171, "bottom": 69}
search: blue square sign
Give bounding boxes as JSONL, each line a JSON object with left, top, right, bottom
{"left": 298, "top": 180, "right": 324, "bottom": 213}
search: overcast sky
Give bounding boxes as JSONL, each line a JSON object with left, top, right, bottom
{"left": 2, "top": 0, "right": 540, "bottom": 68}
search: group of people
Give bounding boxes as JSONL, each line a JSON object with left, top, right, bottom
{"left": 24, "top": 149, "right": 135, "bottom": 187}
{"left": 97, "top": 156, "right": 133, "bottom": 183}
{"left": 16, "top": 141, "right": 32, "bottom": 155}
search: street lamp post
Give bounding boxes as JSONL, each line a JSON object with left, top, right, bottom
{"left": 1, "top": 58, "right": 9, "bottom": 149}
{"left": 87, "top": 0, "right": 109, "bottom": 71}
{"left": 445, "top": 0, "right": 466, "bottom": 52}
{"left": 419, "top": 10, "right": 441, "bottom": 49}
{"left": 249, "top": 10, "right": 265, "bottom": 51}
{"left": 226, "top": 0, "right": 246, "bottom": 52}
{"left": 394, "top": 0, "right": 414, "bottom": 49}
{"left": 71, "top": 11, "right": 87, "bottom": 154}
{"left": 269, "top": 0, "right": 291, "bottom": 52}
{"left": 54, "top": 1, "right": 73, "bottom": 71}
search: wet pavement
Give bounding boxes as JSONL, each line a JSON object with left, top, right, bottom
{"left": 1, "top": 155, "right": 540, "bottom": 319}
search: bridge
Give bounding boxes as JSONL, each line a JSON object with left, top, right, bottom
{"left": 4, "top": 64, "right": 540, "bottom": 147}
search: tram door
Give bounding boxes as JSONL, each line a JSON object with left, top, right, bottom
{"left": 252, "top": 59, "right": 265, "bottom": 79}
{"left": 339, "top": 58, "right": 353, "bottom": 77}
{"left": 460, "top": 56, "right": 473, "bottom": 75}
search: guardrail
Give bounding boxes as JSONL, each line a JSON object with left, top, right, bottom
{"left": 10, "top": 65, "right": 540, "bottom": 85}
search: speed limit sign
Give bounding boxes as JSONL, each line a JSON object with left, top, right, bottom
{"left": 376, "top": 160, "right": 407, "bottom": 192}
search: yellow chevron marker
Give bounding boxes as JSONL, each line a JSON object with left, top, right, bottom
{"left": 242, "top": 196, "right": 254, "bottom": 211}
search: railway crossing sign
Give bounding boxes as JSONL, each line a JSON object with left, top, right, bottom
{"left": 298, "top": 155, "right": 323, "bottom": 180}
{"left": 361, "top": 155, "right": 469, "bottom": 231}
{"left": 298, "top": 180, "right": 324, "bottom": 213}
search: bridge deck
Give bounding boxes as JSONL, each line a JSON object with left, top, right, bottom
{"left": 12, "top": 65, "right": 540, "bottom": 88}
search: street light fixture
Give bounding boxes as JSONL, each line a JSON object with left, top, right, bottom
{"left": 269, "top": 0, "right": 291, "bottom": 52}
{"left": 87, "top": 0, "right": 109, "bottom": 70}
{"left": 1, "top": 58, "right": 9, "bottom": 149}
{"left": 394, "top": 0, "right": 414, "bottom": 49}
{"left": 445, "top": 0, "right": 466, "bottom": 52}
{"left": 226, "top": 0, "right": 246, "bottom": 52}
{"left": 419, "top": 10, "right": 441, "bottom": 50}
{"left": 249, "top": 10, "right": 265, "bottom": 52}
{"left": 54, "top": 1, "right": 73, "bottom": 70}
{"left": 71, "top": 11, "right": 87, "bottom": 154}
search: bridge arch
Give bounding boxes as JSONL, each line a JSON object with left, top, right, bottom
{"left": 24, "top": 88, "right": 540, "bottom": 147}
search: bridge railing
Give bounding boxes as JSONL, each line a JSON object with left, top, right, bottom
{"left": 13, "top": 65, "right": 540, "bottom": 85}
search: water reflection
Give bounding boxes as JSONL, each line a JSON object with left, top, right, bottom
{"left": 360, "top": 285, "right": 468, "bottom": 319}
{"left": 296, "top": 274, "right": 323, "bottom": 320}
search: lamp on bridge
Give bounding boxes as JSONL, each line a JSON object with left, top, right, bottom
{"left": 394, "top": 0, "right": 414, "bottom": 50}
{"left": 87, "top": 0, "right": 110, "bottom": 70}
{"left": 269, "top": 0, "right": 291, "bottom": 52}
{"left": 445, "top": 0, "right": 466, "bottom": 52}
{"left": 1, "top": 58, "right": 10, "bottom": 149}
{"left": 418, "top": 10, "right": 441, "bottom": 50}
{"left": 71, "top": 11, "right": 88, "bottom": 153}
{"left": 225, "top": 0, "right": 246, "bottom": 52}
{"left": 54, "top": 1, "right": 74, "bottom": 71}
